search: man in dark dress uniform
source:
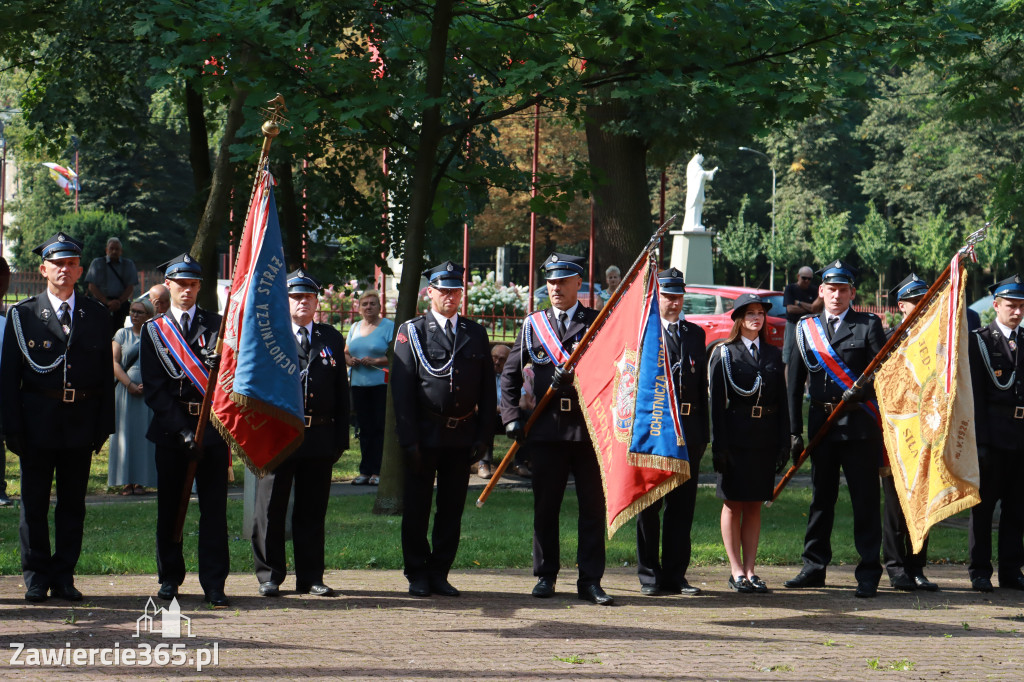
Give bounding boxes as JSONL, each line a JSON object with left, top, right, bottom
{"left": 140, "top": 253, "right": 230, "bottom": 607}
{"left": 967, "top": 274, "right": 1024, "bottom": 592}
{"left": 882, "top": 275, "right": 938, "bottom": 592}
{"left": 785, "top": 260, "right": 886, "bottom": 598}
{"left": 501, "top": 252, "right": 613, "bottom": 605}
{"left": 392, "top": 261, "right": 495, "bottom": 597}
{"left": 1, "top": 232, "right": 114, "bottom": 603}
{"left": 252, "top": 270, "right": 349, "bottom": 597}
{"left": 636, "top": 267, "right": 709, "bottom": 596}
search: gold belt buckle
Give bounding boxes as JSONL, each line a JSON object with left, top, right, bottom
{"left": 678, "top": 403, "right": 691, "bottom": 416}
{"left": 560, "top": 398, "right": 572, "bottom": 412}
{"left": 751, "top": 406, "right": 762, "bottom": 419}
{"left": 304, "top": 415, "right": 312, "bottom": 428}
{"left": 188, "top": 402, "right": 201, "bottom": 416}
{"left": 1015, "top": 406, "right": 1024, "bottom": 420}
{"left": 62, "top": 388, "right": 76, "bottom": 403}
{"left": 446, "top": 417, "right": 460, "bottom": 428}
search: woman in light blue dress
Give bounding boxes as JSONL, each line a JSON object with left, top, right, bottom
{"left": 108, "top": 298, "right": 158, "bottom": 493}
{"left": 345, "top": 292, "right": 394, "bottom": 485}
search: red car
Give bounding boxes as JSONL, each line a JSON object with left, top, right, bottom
{"left": 682, "top": 284, "right": 786, "bottom": 350}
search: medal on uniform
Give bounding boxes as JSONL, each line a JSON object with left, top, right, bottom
{"left": 41, "top": 309, "right": 50, "bottom": 320}
{"left": 995, "top": 369, "right": 1003, "bottom": 377}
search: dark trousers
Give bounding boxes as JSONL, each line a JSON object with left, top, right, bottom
{"left": 802, "top": 439, "right": 883, "bottom": 585}
{"left": 968, "top": 446, "right": 1024, "bottom": 584}
{"left": 882, "top": 474, "right": 928, "bottom": 580}
{"left": 155, "top": 443, "right": 230, "bottom": 595}
{"left": 636, "top": 445, "right": 705, "bottom": 588}
{"left": 401, "top": 446, "right": 471, "bottom": 581}
{"left": 18, "top": 447, "right": 92, "bottom": 589}
{"left": 252, "top": 457, "right": 334, "bottom": 587}
{"left": 352, "top": 385, "right": 386, "bottom": 476}
{"left": 530, "top": 440, "right": 606, "bottom": 587}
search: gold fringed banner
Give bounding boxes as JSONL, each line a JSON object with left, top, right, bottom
{"left": 874, "top": 266, "right": 980, "bottom": 553}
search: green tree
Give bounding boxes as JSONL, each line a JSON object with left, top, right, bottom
{"left": 810, "top": 208, "right": 852, "bottom": 265}
{"left": 973, "top": 219, "right": 1016, "bottom": 286}
{"left": 717, "top": 196, "right": 763, "bottom": 286}
{"left": 763, "top": 211, "right": 810, "bottom": 287}
{"left": 904, "top": 207, "right": 962, "bottom": 281}
{"left": 853, "top": 203, "right": 900, "bottom": 306}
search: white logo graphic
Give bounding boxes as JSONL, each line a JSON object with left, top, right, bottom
{"left": 134, "top": 597, "right": 194, "bottom": 639}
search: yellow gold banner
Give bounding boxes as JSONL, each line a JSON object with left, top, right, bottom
{"left": 874, "top": 268, "right": 980, "bottom": 553}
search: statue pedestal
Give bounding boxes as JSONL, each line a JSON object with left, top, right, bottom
{"left": 669, "top": 229, "right": 715, "bottom": 284}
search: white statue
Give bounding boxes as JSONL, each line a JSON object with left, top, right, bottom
{"left": 682, "top": 153, "right": 719, "bottom": 231}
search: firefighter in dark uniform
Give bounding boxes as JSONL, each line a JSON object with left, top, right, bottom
{"left": 967, "top": 274, "right": 1024, "bottom": 592}
{"left": 882, "top": 275, "right": 938, "bottom": 592}
{"left": 140, "top": 254, "right": 230, "bottom": 607}
{"left": 1, "top": 232, "right": 114, "bottom": 603}
{"left": 636, "top": 267, "right": 710, "bottom": 596}
{"left": 501, "top": 252, "right": 613, "bottom": 605}
{"left": 252, "top": 270, "right": 349, "bottom": 597}
{"left": 785, "top": 260, "right": 886, "bottom": 598}
{"left": 392, "top": 261, "right": 495, "bottom": 597}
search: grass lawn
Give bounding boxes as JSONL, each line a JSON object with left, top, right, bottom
{"left": 0, "top": 483, "right": 970, "bottom": 576}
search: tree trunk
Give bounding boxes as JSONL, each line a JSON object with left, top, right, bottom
{"left": 374, "top": 0, "right": 455, "bottom": 516}
{"left": 192, "top": 86, "right": 248, "bottom": 310}
{"left": 185, "top": 80, "right": 212, "bottom": 213}
{"left": 273, "top": 159, "right": 304, "bottom": 270}
{"left": 585, "top": 99, "right": 652, "bottom": 271}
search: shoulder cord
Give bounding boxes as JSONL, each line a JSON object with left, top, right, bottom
{"left": 796, "top": 321, "right": 824, "bottom": 373}
{"left": 146, "top": 321, "right": 186, "bottom": 380}
{"left": 9, "top": 306, "right": 65, "bottom": 374}
{"left": 974, "top": 329, "right": 1015, "bottom": 390}
{"left": 407, "top": 321, "right": 454, "bottom": 378}
{"left": 523, "top": 317, "right": 553, "bottom": 366}
{"left": 720, "top": 344, "right": 763, "bottom": 400}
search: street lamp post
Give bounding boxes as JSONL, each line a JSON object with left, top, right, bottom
{"left": 0, "top": 121, "right": 7, "bottom": 254}
{"left": 738, "top": 146, "right": 776, "bottom": 290}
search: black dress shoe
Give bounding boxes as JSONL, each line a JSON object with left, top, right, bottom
{"left": 429, "top": 578, "right": 460, "bottom": 597}
{"left": 205, "top": 589, "right": 230, "bottom": 607}
{"left": 51, "top": 583, "right": 83, "bottom": 601}
{"left": 999, "top": 574, "right": 1024, "bottom": 591}
{"left": 25, "top": 584, "right": 49, "bottom": 603}
{"left": 889, "top": 573, "right": 916, "bottom": 591}
{"left": 578, "top": 584, "right": 614, "bottom": 605}
{"left": 912, "top": 574, "right": 939, "bottom": 592}
{"left": 749, "top": 575, "right": 769, "bottom": 593}
{"left": 302, "top": 583, "right": 335, "bottom": 597}
{"left": 784, "top": 570, "right": 826, "bottom": 588}
{"left": 157, "top": 582, "right": 178, "bottom": 600}
{"left": 729, "top": 575, "right": 754, "bottom": 593}
{"left": 855, "top": 581, "right": 878, "bottom": 598}
{"left": 532, "top": 577, "right": 556, "bottom": 598}
{"left": 678, "top": 579, "right": 701, "bottom": 596}
{"left": 640, "top": 584, "right": 664, "bottom": 596}
{"left": 259, "top": 581, "right": 280, "bottom": 597}
{"left": 971, "top": 577, "right": 994, "bottom": 593}
{"left": 408, "top": 577, "right": 431, "bottom": 597}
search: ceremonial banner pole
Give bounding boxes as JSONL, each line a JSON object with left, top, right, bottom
{"left": 477, "top": 216, "right": 677, "bottom": 508}
{"left": 174, "top": 96, "right": 288, "bottom": 542}
{"left": 771, "top": 224, "right": 988, "bottom": 503}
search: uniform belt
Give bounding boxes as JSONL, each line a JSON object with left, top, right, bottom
{"left": 304, "top": 414, "right": 335, "bottom": 428}
{"left": 810, "top": 398, "right": 839, "bottom": 414}
{"left": 729, "top": 404, "right": 776, "bottom": 418}
{"left": 678, "top": 402, "right": 692, "bottom": 416}
{"left": 178, "top": 400, "right": 204, "bottom": 416}
{"left": 28, "top": 386, "right": 103, "bottom": 403}
{"left": 992, "top": 404, "right": 1024, "bottom": 420}
{"left": 427, "top": 410, "right": 476, "bottom": 428}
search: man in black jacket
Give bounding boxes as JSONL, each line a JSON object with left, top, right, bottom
{"left": 1, "top": 232, "right": 114, "bottom": 603}
{"left": 140, "top": 253, "right": 230, "bottom": 607}
{"left": 501, "top": 253, "right": 613, "bottom": 605}
{"left": 967, "top": 274, "right": 1024, "bottom": 592}
{"left": 785, "top": 260, "right": 886, "bottom": 598}
{"left": 392, "top": 261, "right": 495, "bottom": 597}
{"left": 252, "top": 270, "right": 349, "bottom": 597}
{"left": 636, "top": 267, "right": 709, "bottom": 596}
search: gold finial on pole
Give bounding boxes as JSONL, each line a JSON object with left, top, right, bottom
{"left": 259, "top": 94, "right": 289, "bottom": 155}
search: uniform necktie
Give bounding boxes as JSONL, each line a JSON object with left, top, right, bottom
{"left": 298, "top": 327, "right": 310, "bottom": 355}
{"left": 668, "top": 321, "right": 681, "bottom": 355}
{"left": 181, "top": 312, "right": 191, "bottom": 339}
{"left": 58, "top": 302, "right": 71, "bottom": 336}
{"left": 557, "top": 312, "right": 568, "bottom": 337}
{"left": 444, "top": 319, "right": 455, "bottom": 347}
{"left": 1010, "top": 329, "right": 1018, "bottom": 353}
{"left": 750, "top": 343, "right": 759, "bottom": 364}
{"left": 828, "top": 316, "right": 840, "bottom": 340}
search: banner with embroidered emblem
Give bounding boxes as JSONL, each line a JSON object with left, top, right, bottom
{"left": 574, "top": 258, "right": 689, "bottom": 537}
{"left": 211, "top": 165, "right": 305, "bottom": 474}
{"left": 151, "top": 315, "right": 209, "bottom": 394}
{"left": 873, "top": 257, "right": 980, "bottom": 553}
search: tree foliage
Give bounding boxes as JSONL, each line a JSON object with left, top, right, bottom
{"left": 853, "top": 203, "right": 900, "bottom": 305}
{"left": 717, "top": 196, "right": 763, "bottom": 286}
{"left": 904, "top": 207, "right": 962, "bottom": 281}
{"left": 809, "top": 208, "right": 852, "bottom": 265}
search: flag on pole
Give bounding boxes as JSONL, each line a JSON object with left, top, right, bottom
{"left": 42, "top": 162, "right": 79, "bottom": 195}
{"left": 575, "top": 257, "right": 690, "bottom": 537}
{"left": 873, "top": 258, "right": 980, "bottom": 553}
{"left": 211, "top": 165, "right": 305, "bottom": 474}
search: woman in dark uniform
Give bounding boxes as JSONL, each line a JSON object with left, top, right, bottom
{"left": 709, "top": 294, "right": 790, "bottom": 593}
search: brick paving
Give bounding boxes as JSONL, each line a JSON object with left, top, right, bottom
{"left": 2, "top": 564, "right": 1022, "bottom": 680}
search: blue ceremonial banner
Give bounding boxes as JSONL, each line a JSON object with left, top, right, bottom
{"left": 212, "top": 166, "right": 305, "bottom": 474}
{"left": 628, "top": 287, "right": 689, "bottom": 469}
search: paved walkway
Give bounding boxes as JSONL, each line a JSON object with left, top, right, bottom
{"left": 2, "top": 564, "right": 1022, "bottom": 680}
